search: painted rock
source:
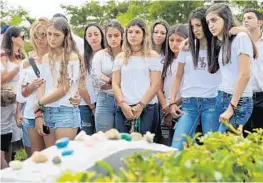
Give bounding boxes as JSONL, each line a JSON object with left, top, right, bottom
{"left": 56, "top": 137, "right": 70, "bottom": 148}
{"left": 61, "top": 149, "right": 73, "bottom": 156}
{"left": 9, "top": 160, "right": 23, "bottom": 170}
{"left": 32, "top": 151, "right": 48, "bottom": 163}
{"left": 52, "top": 156, "right": 62, "bottom": 164}
{"left": 105, "top": 129, "right": 121, "bottom": 140}
{"left": 130, "top": 132, "right": 143, "bottom": 141}
{"left": 143, "top": 131, "right": 155, "bottom": 143}
{"left": 121, "top": 133, "right": 132, "bottom": 141}
{"left": 74, "top": 131, "right": 87, "bottom": 141}
{"left": 92, "top": 131, "right": 107, "bottom": 141}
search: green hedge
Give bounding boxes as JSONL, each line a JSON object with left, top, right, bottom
{"left": 57, "top": 127, "right": 263, "bottom": 182}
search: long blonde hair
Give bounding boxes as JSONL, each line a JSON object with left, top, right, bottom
{"left": 122, "top": 18, "right": 151, "bottom": 65}
{"left": 47, "top": 17, "right": 86, "bottom": 90}
{"left": 29, "top": 17, "right": 49, "bottom": 55}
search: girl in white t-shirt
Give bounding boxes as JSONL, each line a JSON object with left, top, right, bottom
{"left": 112, "top": 19, "right": 162, "bottom": 134}
{"left": 157, "top": 24, "right": 188, "bottom": 146}
{"left": 151, "top": 20, "right": 169, "bottom": 57}
{"left": 170, "top": 7, "right": 221, "bottom": 150}
{"left": 79, "top": 23, "right": 105, "bottom": 135}
{"left": 150, "top": 20, "right": 170, "bottom": 144}
{"left": 206, "top": 3, "right": 258, "bottom": 133}
{"left": 34, "top": 17, "right": 86, "bottom": 146}
{"left": 19, "top": 18, "right": 48, "bottom": 154}
{"left": 91, "top": 20, "right": 124, "bottom": 132}
{"left": 1, "top": 26, "right": 25, "bottom": 168}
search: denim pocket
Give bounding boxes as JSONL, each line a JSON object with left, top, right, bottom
{"left": 182, "top": 98, "right": 191, "bottom": 104}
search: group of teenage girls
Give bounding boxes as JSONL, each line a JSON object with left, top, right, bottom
{"left": 1, "top": 3, "right": 262, "bottom": 169}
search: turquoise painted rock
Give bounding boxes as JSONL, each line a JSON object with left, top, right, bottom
{"left": 121, "top": 133, "right": 132, "bottom": 141}
{"left": 56, "top": 137, "right": 70, "bottom": 149}
{"left": 62, "top": 149, "right": 73, "bottom": 156}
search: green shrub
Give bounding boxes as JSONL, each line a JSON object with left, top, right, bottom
{"left": 24, "top": 41, "right": 33, "bottom": 55}
{"left": 14, "top": 149, "right": 27, "bottom": 161}
{"left": 57, "top": 128, "right": 263, "bottom": 182}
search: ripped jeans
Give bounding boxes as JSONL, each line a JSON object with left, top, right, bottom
{"left": 80, "top": 105, "right": 95, "bottom": 135}
{"left": 171, "top": 97, "right": 219, "bottom": 151}
{"left": 216, "top": 91, "right": 253, "bottom": 133}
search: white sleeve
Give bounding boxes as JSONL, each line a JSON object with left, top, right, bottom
{"left": 148, "top": 56, "right": 163, "bottom": 72}
{"left": 112, "top": 58, "right": 123, "bottom": 72}
{"left": 177, "top": 51, "right": 188, "bottom": 64}
{"left": 235, "top": 32, "right": 253, "bottom": 59}
{"left": 91, "top": 50, "right": 106, "bottom": 92}
{"left": 0, "top": 62, "right": 5, "bottom": 72}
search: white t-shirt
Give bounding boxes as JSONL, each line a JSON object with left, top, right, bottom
{"left": 113, "top": 55, "right": 162, "bottom": 105}
{"left": 91, "top": 49, "right": 114, "bottom": 95}
{"left": 251, "top": 33, "right": 263, "bottom": 92}
{"left": 41, "top": 61, "right": 81, "bottom": 107}
{"left": 73, "top": 33, "right": 84, "bottom": 55}
{"left": 79, "top": 71, "right": 96, "bottom": 105}
{"left": 178, "top": 50, "right": 221, "bottom": 98}
{"left": 163, "top": 59, "right": 178, "bottom": 103}
{"left": 218, "top": 32, "right": 254, "bottom": 97}
{"left": 19, "top": 64, "right": 44, "bottom": 119}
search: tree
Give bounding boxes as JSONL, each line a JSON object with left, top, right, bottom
{"left": 0, "top": 0, "right": 34, "bottom": 26}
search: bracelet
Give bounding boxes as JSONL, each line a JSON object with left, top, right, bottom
{"left": 230, "top": 102, "right": 237, "bottom": 111}
{"left": 35, "top": 116, "right": 43, "bottom": 119}
{"left": 23, "top": 85, "right": 30, "bottom": 95}
{"left": 162, "top": 104, "right": 169, "bottom": 111}
{"left": 119, "top": 100, "right": 125, "bottom": 107}
{"left": 36, "top": 100, "right": 44, "bottom": 111}
{"left": 35, "top": 111, "right": 43, "bottom": 118}
{"left": 34, "top": 108, "right": 44, "bottom": 114}
{"left": 169, "top": 102, "right": 177, "bottom": 107}
{"left": 138, "top": 101, "right": 146, "bottom": 109}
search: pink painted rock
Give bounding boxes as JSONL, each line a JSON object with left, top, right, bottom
{"left": 74, "top": 130, "right": 87, "bottom": 141}
{"left": 91, "top": 131, "right": 107, "bottom": 141}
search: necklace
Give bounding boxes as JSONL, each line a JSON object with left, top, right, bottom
{"left": 131, "top": 47, "right": 142, "bottom": 53}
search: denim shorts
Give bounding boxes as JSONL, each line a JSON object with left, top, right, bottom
{"left": 22, "top": 124, "right": 31, "bottom": 147}
{"left": 23, "top": 118, "right": 35, "bottom": 128}
{"left": 22, "top": 118, "right": 35, "bottom": 147}
{"left": 43, "top": 106, "right": 81, "bottom": 129}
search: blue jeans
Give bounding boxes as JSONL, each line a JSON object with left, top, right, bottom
{"left": 95, "top": 92, "right": 116, "bottom": 132}
{"left": 171, "top": 97, "right": 219, "bottom": 151}
{"left": 79, "top": 105, "right": 95, "bottom": 135}
{"left": 115, "top": 104, "right": 156, "bottom": 134}
{"left": 216, "top": 91, "right": 253, "bottom": 133}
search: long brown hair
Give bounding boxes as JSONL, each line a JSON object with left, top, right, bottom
{"left": 105, "top": 20, "right": 124, "bottom": 59}
{"left": 122, "top": 18, "right": 151, "bottom": 65}
{"left": 47, "top": 17, "right": 86, "bottom": 89}
{"left": 206, "top": 3, "right": 258, "bottom": 66}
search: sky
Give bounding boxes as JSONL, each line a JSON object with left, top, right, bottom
{"left": 6, "top": 0, "right": 88, "bottom": 19}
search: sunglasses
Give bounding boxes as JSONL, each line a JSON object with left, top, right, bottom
{"left": 34, "top": 32, "right": 47, "bottom": 40}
